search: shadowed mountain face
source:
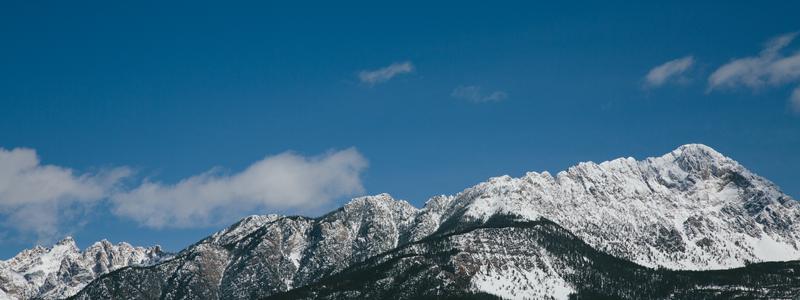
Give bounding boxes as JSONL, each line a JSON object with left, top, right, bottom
{"left": 10, "top": 144, "right": 798, "bottom": 299}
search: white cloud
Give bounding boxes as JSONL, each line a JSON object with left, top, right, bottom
{"left": 111, "top": 148, "right": 368, "bottom": 228}
{"left": 451, "top": 85, "right": 508, "bottom": 103}
{"left": 708, "top": 32, "right": 800, "bottom": 90}
{"left": 792, "top": 86, "right": 800, "bottom": 113}
{"left": 0, "top": 148, "right": 129, "bottom": 241}
{"left": 644, "top": 56, "right": 695, "bottom": 87}
{"left": 358, "top": 61, "right": 414, "bottom": 85}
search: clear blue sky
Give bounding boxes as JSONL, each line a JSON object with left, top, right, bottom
{"left": 1, "top": 1, "right": 799, "bottom": 257}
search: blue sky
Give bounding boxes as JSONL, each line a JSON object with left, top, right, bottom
{"left": 1, "top": 1, "right": 799, "bottom": 257}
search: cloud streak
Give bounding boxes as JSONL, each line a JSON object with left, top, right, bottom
{"left": 644, "top": 56, "right": 694, "bottom": 87}
{"left": 708, "top": 32, "right": 800, "bottom": 90}
{"left": 110, "top": 148, "right": 368, "bottom": 228}
{"left": 451, "top": 85, "right": 507, "bottom": 103}
{"left": 0, "top": 148, "right": 129, "bottom": 241}
{"left": 706, "top": 32, "right": 800, "bottom": 114}
{"left": 358, "top": 61, "right": 414, "bottom": 85}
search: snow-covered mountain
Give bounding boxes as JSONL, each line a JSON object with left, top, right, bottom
{"left": 434, "top": 143, "right": 800, "bottom": 270}
{"left": 57, "top": 144, "right": 800, "bottom": 299}
{"left": 68, "top": 195, "right": 420, "bottom": 299}
{"left": 0, "top": 237, "right": 166, "bottom": 300}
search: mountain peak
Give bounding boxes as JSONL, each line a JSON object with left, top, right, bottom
{"left": 1, "top": 237, "right": 168, "bottom": 300}
{"left": 434, "top": 144, "right": 799, "bottom": 270}
{"left": 54, "top": 236, "right": 78, "bottom": 249}
{"left": 641, "top": 143, "right": 738, "bottom": 181}
{"left": 348, "top": 193, "right": 395, "bottom": 203}
{"left": 670, "top": 143, "right": 726, "bottom": 160}
{"left": 208, "top": 214, "right": 281, "bottom": 245}
{"left": 343, "top": 193, "right": 417, "bottom": 214}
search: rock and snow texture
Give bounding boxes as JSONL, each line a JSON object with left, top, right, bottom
{"left": 434, "top": 144, "right": 800, "bottom": 270}
{"left": 0, "top": 237, "right": 166, "bottom": 300}
{"left": 70, "top": 194, "right": 421, "bottom": 300}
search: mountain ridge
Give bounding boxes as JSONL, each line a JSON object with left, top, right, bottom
{"left": 0, "top": 237, "right": 167, "bottom": 300}
{"left": 265, "top": 215, "right": 800, "bottom": 300}
{"left": 431, "top": 143, "right": 799, "bottom": 269}
{"left": 4, "top": 143, "right": 800, "bottom": 299}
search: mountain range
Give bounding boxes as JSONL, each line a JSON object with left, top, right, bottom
{"left": 2, "top": 144, "right": 798, "bottom": 299}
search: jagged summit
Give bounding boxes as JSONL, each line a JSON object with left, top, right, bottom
{"left": 342, "top": 193, "right": 412, "bottom": 210}
{"left": 53, "top": 236, "right": 78, "bottom": 248}
{"left": 0, "top": 237, "right": 167, "bottom": 300}
{"left": 563, "top": 143, "right": 729, "bottom": 178}
{"left": 439, "top": 143, "right": 799, "bottom": 270}
{"left": 56, "top": 235, "right": 75, "bottom": 242}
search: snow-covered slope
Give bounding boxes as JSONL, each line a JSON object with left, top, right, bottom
{"left": 432, "top": 144, "right": 800, "bottom": 270}
{"left": 0, "top": 237, "right": 166, "bottom": 300}
{"left": 71, "top": 194, "right": 420, "bottom": 299}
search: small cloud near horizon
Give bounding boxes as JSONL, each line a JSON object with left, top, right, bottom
{"left": 451, "top": 85, "right": 508, "bottom": 103}
{"left": 358, "top": 61, "right": 414, "bottom": 85}
{"left": 708, "top": 32, "right": 799, "bottom": 91}
{"left": 644, "top": 56, "right": 695, "bottom": 88}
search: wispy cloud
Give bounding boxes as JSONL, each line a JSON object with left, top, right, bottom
{"left": 792, "top": 86, "right": 800, "bottom": 113}
{"left": 0, "top": 148, "right": 130, "bottom": 242}
{"left": 644, "top": 56, "right": 695, "bottom": 88}
{"left": 707, "top": 32, "right": 800, "bottom": 113}
{"left": 0, "top": 147, "right": 370, "bottom": 239}
{"left": 708, "top": 32, "right": 800, "bottom": 91}
{"left": 111, "top": 148, "right": 368, "bottom": 228}
{"left": 451, "top": 85, "right": 508, "bottom": 103}
{"left": 358, "top": 61, "right": 414, "bottom": 85}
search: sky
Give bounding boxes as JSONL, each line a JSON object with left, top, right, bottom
{"left": 1, "top": 1, "right": 799, "bottom": 257}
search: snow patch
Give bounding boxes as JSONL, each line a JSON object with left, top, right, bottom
{"left": 471, "top": 266, "right": 573, "bottom": 300}
{"left": 748, "top": 234, "right": 800, "bottom": 262}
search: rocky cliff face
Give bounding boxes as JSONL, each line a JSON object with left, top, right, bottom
{"left": 0, "top": 237, "right": 166, "bottom": 300}
{"left": 10, "top": 144, "right": 800, "bottom": 299}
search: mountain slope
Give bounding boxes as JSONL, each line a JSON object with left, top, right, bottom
{"left": 0, "top": 237, "right": 166, "bottom": 300}
{"left": 68, "top": 194, "right": 419, "bottom": 299}
{"left": 267, "top": 216, "right": 800, "bottom": 300}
